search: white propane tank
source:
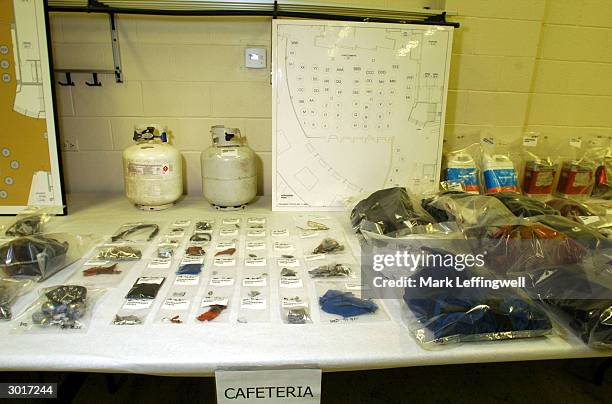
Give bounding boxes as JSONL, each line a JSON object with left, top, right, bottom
{"left": 123, "top": 125, "right": 183, "bottom": 210}
{"left": 201, "top": 125, "right": 257, "bottom": 209}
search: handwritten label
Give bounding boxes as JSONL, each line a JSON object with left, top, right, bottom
{"left": 247, "top": 229, "right": 266, "bottom": 238}
{"left": 214, "top": 257, "right": 236, "bottom": 267}
{"left": 175, "top": 275, "right": 200, "bottom": 286}
{"left": 246, "top": 240, "right": 266, "bottom": 250}
{"left": 201, "top": 296, "right": 229, "bottom": 307}
{"left": 181, "top": 256, "right": 205, "bottom": 265}
{"left": 274, "top": 242, "right": 294, "bottom": 251}
{"left": 148, "top": 258, "right": 171, "bottom": 269}
{"left": 280, "top": 277, "right": 303, "bottom": 288}
{"left": 243, "top": 277, "right": 267, "bottom": 287}
{"left": 240, "top": 297, "right": 266, "bottom": 310}
{"left": 122, "top": 299, "right": 153, "bottom": 310}
{"left": 162, "top": 298, "right": 190, "bottom": 310}
{"left": 220, "top": 228, "right": 239, "bottom": 237}
{"left": 271, "top": 229, "right": 289, "bottom": 237}
{"left": 245, "top": 257, "right": 266, "bottom": 267}
{"left": 210, "top": 277, "right": 235, "bottom": 287}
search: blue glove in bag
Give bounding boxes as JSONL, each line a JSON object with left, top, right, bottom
{"left": 176, "top": 263, "right": 202, "bottom": 275}
{"left": 319, "top": 290, "right": 378, "bottom": 318}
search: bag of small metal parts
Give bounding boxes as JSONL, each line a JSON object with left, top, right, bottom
{"left": 316, "top": 282, "right": 387, "bottom": 325}
{"left": 109, "top": 222, "right": 160, "bottom": 244}
{"left": 280, "top": 290, "right": 311, "bottom": 325}
{"left": 524, "top": 264, "right": 612, "bottom": 349}
{"left": 154, "top": 288, "right": 197, "bottom": 325}
{"left": 188, "top": 232, "right": 212, "bottom": 245}
{"left": 306, "top": 257, "right": 358, "bottom": 279}
{"left": 157, "top": 238, "right": 180, "bottom": 259}
{"left": 0, "top": 277, "right": 34, "bottom": 321}
{"left": 464, "top": 220, "right": 588, "bottom": 277}
{"left": 301, "top": 232, "right": 348, "bottom": 259}
{"left": 0, "top": 233, "right": 97, "bottom": 282}
{"left": 194, "top": 219, "right": 215, "bottom": 234}
{"left": 350, "top": 187, "right": 440, "bottom": 239}
{"left": 12, "top": 285, "right": 106, "bottom": 333}
{"left": 2, "top": 206, "right": 54, "bottom": 238}
{"left": 113, "top": 299, "right": 153, "bottom": 326}
{"left": 402, "top": 252, "right": 552, "bottom": 347}
{"left": 67, "top": 259, "right": 135, "bottom": 288}
{"left": 197, "top": 286, "right": 233, "bottom": 323}
{"left": 93, "top": 243, "right": 144, "bottom": 261}
{"left": 237, "top": 287, "right": 270, "bottom": 324}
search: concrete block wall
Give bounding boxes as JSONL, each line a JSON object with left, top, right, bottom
{"left": 525, "top": 0, "right": 612, "bottom": 141}
{"left": 51, "top": 0, "right": 612, "bottom": 196}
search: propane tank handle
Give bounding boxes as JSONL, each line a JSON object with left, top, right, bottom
{"left": 133, "top": 126, "right": 168, "bottom": 143}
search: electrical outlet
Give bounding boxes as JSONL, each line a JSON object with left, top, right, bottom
{"left": 245, "top": 47, "right": 266, "bottom": 69}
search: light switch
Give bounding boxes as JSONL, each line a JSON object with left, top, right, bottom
{"left": 245, "top": 47, "right": 266, "bottom": 69}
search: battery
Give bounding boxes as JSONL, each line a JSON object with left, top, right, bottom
{"left": 556, "top": 161, "right": 593, "bottom": 197}
{"left": 523, "top": 160, "right": 556, "bottom": 196}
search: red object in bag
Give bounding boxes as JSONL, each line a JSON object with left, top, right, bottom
{"left": 556, "top": 161, "right": 593, "bottom": 196}
{"left": 523, "top": 161, "right": 556, "bottom": 195}
{"left": 196, "top": 305, "right": 226, "bottom": 322}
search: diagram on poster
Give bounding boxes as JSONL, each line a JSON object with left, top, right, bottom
{"left": 272, "top": 20, "right": 453, "bottom": 210}
{"left": 0, "top": 0, "right": 64, "bottom": 214}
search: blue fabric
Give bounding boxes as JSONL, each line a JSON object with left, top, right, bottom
{"left": 176, "top": 263, "right": 202, "bottom": 275}
{"left": 319, "top": 290, "right": 378, "bottom": 318}
{"left": 403, "top": 249, "right": 551, "bottom": 342}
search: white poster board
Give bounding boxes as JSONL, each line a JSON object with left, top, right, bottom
{"left": 272, "top": 20, "right": 454, "bottom": 211}
{"left": 0, "top": 0, "right": 64, "bottom": 214}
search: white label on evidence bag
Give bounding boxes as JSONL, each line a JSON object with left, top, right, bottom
{"left": 271, "top": 229, "right": 289, "bottom": 237}
{"left": 214, "top": 257, "right": 236, "bottom": 267}
{"left": 280, "top": 277, "right": 303, "bottom": 288}
{"left": 247, "top": 229, "right": 266, "bottom": 237}
{"left": 242, "top": 276, "right": 267, "bottom": 287}
{"left": 215, "top": 369, "right": 321, "bottom": 404}
{"left": 240, "top": 297, "right": 266, "bottom": 310}
{"left": 245, "top": 257, "right": 266, "bottom": 267}
{"left": 274, "top": 242, "right": 294, "bottom": 251}
{"left": 122, "top": 299, "right": 153, "bottom": 310}
{"left": 136, "top": 277, "right": 165, "bottom": 285}
{"left": 84, "top": 259, "right": 110, "bottom": 266}
{"left": 181, "top": 256, "right": 205, "bottom": 265}
{"left": 247, "top": 240, "right": 266, "bottom": 250}
{"left": 281, "top": 297, "right": 308, "bottom": 308}
{"left": 217, "top": 241, "right": 236, "bottom": 250}
{"left": 210, "top": 277, "right": 235, "bottom": 287}
{"left": 175, "top": 275, "right": 200, "bottom": 286}
{"left": 201, "top": 296, "right": 229, "bottom": 307}
{"left": 162, "top": 298, "right": 190, "bottom": 310}
{"left": 248, "top": 217, "right": 266, "bottom": 225}
{"left": 579, "top": 215, "right": 600, "bottom": 225}
{"left": 277, "top": 257, "right": 299, "bottom": 267}
{"left": 220, "top": 228, "right": 239, "bottom": 237}
{"left": 148, "top": 258, "right": 172, "bottom": 269}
